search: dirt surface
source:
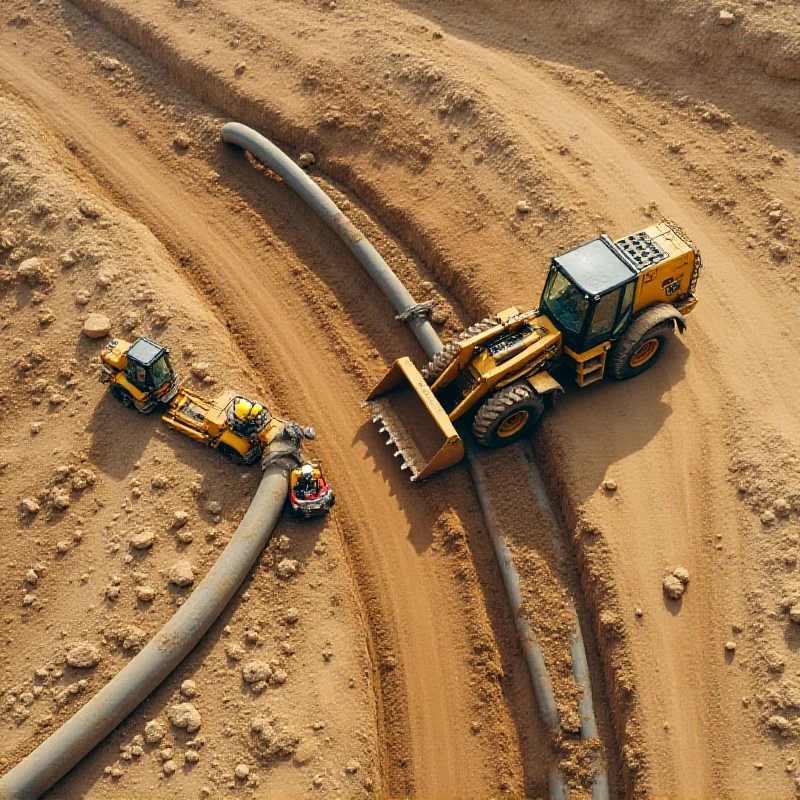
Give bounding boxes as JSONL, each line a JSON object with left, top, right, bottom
{"left": 0, "top": 93, "right": 380, "bottom": 798}
{"left": 1, "top": 0, "right": 799, "bottom": 797}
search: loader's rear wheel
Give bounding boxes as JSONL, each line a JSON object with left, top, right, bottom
{"left": 420, "top": 317, "right": 498, "bottom": 385}
{"left": 110, "top": 385, "right": 134, "bottom": 408}
{"left": 218, "top": 443, "right": 247, "bottom": 466}
{"left": 609, "top": 320, "right": 674, "bottom": 380}
{"left": 473, "top": 382, "right": 544, "bottom": 448}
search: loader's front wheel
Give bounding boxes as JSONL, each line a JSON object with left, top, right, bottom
{"left": 473, "top": 382, "right": 544, "bottom": 448}
{"left": 110, "top": 385, "right": 134, "bottom": 408}
{"left": 609, "top": 320, "right": 674, "bottom": 380}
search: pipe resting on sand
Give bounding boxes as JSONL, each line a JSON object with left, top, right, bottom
{"left": 219, "top": 123, "right": 609, "bottom": 799}
{"left": 0, "top": 466, "right": 289, "bottom": 800}
{"left": 221, "top": 122, "right": 442, "bottom": 361}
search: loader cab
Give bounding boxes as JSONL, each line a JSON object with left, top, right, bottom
{"left": 541, "top": 236, "right": 639, "bottom": 354}
{"left": 125, "top": 337, "right": 176, "bottom": 393}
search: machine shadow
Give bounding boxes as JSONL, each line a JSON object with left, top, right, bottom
{"left": 351, "top": 416, "right": 464, "bottom": 554}
{"left": 86, "top": 389, "right": 262, "bottom": 487}
{"left": 85, "top": 393, "right": 156, "bottom": 480}
{"left": 535, "top": 336, "right": 690, "bottom": 506}
{"left": 353, "top": 335, "right": 689, "bottom": 552}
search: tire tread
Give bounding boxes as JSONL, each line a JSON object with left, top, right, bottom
{"left": 473, "top": 382, "right": 543, "bottom": 446}
{"left": 420, "top": 317, "right": 497, "bottom": 384}
{"left": 609, "top": 307, "right": 678, "bottom": 380}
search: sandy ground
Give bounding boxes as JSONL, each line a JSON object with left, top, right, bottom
{"left": 0, "top": 92, "right": 382, "bottom": 797}
{"left": 1, "top": 0, "right": 799, "bottom": 797}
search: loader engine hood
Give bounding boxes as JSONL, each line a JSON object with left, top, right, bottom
{"left": 464, "top": 312, "right": 561, "bottom": 386}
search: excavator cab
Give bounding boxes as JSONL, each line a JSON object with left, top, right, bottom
{"left": 100, "top": 336, "right": 180, "bottom": 412}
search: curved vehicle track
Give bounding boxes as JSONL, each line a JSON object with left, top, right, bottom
{"left": 1, "top": 0, "right": 798, "bottom": 797}
{"left": 0, "top": 41, "right": 548, "bottom": 799}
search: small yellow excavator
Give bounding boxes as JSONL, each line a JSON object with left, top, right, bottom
{"left": 367, "top": 220, "right": 702, "bottom": 480}
{"left": 99, "top": 336, "right": 334, "bottom": 513}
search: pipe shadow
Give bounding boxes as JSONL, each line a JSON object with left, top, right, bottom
{"left": 214, "top": 142, "right": 439, "bottom": 366}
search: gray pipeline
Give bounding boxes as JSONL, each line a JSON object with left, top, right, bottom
{"left": 220, "top": 122, "right": 441, "bottom": 361}
{"left": 0, "top": 467, "right": 289, "bottom": 800}
{"left": 466, "top": 441, "right": 566, "bottom": 796}
{"left": 217, "top": 123, "right": 605, "bottom": 797}
{"left": 526, "top": 449, "right": 610, "bottom": 800}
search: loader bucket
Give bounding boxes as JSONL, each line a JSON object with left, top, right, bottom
{"left": 365, "top": 356, "right": 464, "bottom": 481}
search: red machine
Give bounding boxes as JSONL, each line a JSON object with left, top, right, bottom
{"left": 288, "top": 462, "right": 335, "bottom": 519}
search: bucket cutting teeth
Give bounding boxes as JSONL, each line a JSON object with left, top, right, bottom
{"left": 365, "top": 398, "right": 426, "bottom": 481}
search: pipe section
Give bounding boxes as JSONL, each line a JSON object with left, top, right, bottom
{"left": 525, "top": 450, "right": 609, "bottom": 799}
{"left": 221, "top": 122, "right": 608, "bottom": 799}
{"left": 467, "top": 443, "right": 559, "bottom": 731}
{"left": 466, "top": 441, "right": 565, "bottom": 793}
{"left": 0, "top": 467, "right": 289, "bottom": 800}
{"left": 220, "top": 122, "right": 441, "bottom": 360}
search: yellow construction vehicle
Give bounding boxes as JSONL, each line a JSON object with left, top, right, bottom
{"left": 99, "top": 338, "right": 334, "bottom": 516}
{"left": 99, "top": 336, "right": 180, "bottom": 413}
{"left": 367, "top": 220, "right": 702, "bottom": 480}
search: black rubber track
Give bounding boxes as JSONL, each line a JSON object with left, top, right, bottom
{"left": 420, "top": 317, "right": 497, "bottom": 384}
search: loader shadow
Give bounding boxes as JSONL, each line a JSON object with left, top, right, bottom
{"left": 536, "top": 336, "right": 690, "bottom": 507}
{"left": 352, "top": 338, "right": 690, "bottom": 552}
{"left": 352, "top": 416, "right": 462, "bottom": 554}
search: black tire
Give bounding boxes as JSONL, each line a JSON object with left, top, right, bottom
{"left": 472, "top": 382, "right": 545, "bottom": 448}
{"left": 609, "top": 319, "right": 674, "bottom": 380}
{"left": 217, "top": 443, "right": 247, "bottom": 465}
{"left": 134, "top": 398, "right": 157, "bottom": 414}
{"left": 420, "top": 317, "right": 498, "bottom": 385}
{"left": 110, "top": 385, "right": 134, "bottom": 408}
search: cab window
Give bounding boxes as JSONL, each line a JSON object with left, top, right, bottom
{"left": 612, "top": 281, "right": 636, "bottom": 336}
{"left": 542, "top": 269, "right": 588, "bottom": 335}
{"left": 587, "top": 289, "right": 620, "bottom": 346}
{"left": 149, "top": 356, "right": 171, "bottom": 388}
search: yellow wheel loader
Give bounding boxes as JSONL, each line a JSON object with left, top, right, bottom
{"left": 367, "top": 220, "right": 702, "bottom": 480}
{"left": 99, "top": 338, "right": 334, "bottom": 517}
